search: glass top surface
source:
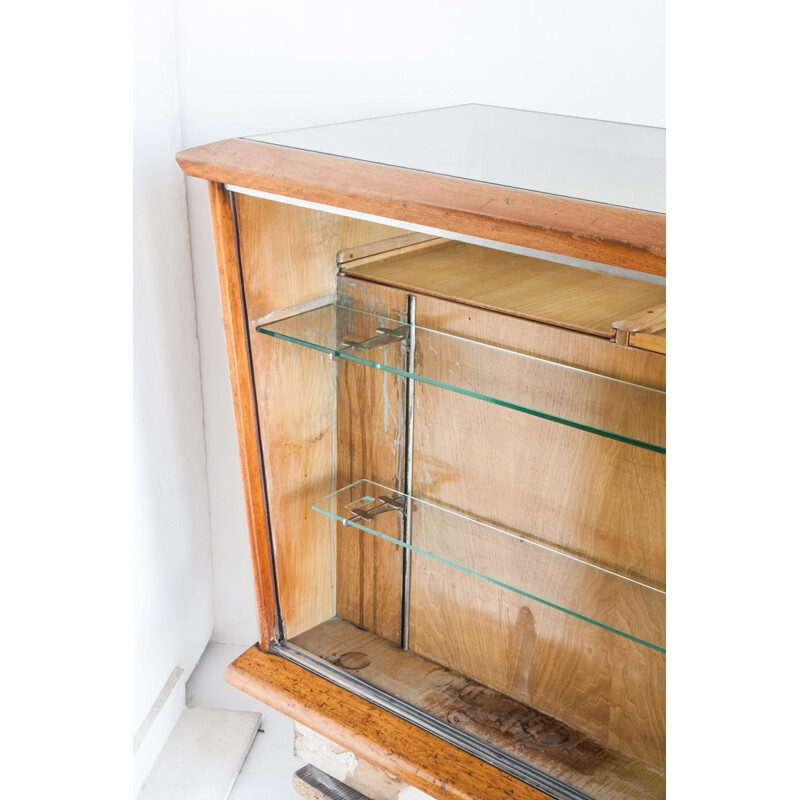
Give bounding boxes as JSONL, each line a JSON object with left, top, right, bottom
{"left": 246, "top": 104, "right": 665, "bottom": 214}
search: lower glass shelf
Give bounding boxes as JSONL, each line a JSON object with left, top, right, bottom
{"left": 257, "top": 303, "right": 665, "bottom": 453}
{"left": 312, "top": 479, "right": 666, "bottom": 653}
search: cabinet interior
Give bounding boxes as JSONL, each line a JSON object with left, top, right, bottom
{"left": 235, "top": 192, "right": 665, "bottom": 800}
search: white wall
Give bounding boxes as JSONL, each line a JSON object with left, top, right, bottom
{"left": 133, "top": 0, "right": 214, "bottom": 788}
{"left": 172, "top": 0, "right": 666, "bottom": 643}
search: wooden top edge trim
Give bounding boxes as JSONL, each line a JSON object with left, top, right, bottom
{"left": 226, "top": 646, "right": 553, "bottom": 800}
{"left": 176, "top": 139, "right": 666, "bottom": 277}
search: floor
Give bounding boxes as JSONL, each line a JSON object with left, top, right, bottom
{"left": 186, "top": 642, "right": 304, "bottom": 800}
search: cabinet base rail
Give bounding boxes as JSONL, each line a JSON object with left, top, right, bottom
{"left": 274, "top": 640, "right": 593, "bottom": 800}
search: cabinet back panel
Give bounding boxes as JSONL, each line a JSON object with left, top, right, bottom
{"left": 337, "top": 278, "right": 665, "bottom": 769}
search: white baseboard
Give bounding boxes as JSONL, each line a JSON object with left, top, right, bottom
{"left": 133, "top": 666, "right": 187, "bottom": 793}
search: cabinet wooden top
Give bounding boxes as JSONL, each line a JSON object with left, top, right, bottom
{"left": 177, "top": 136, "right": 665, "bottom": 277}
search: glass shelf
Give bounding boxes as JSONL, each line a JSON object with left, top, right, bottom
{"left": 312, "top": 480, "right": 666, "bottom": 653}
{"left": 256, "top": 304, "right": 666, "bottom": 453}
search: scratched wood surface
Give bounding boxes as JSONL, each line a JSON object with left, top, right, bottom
{"left": 177, "top": 138, "right": 666, "bottom": 275}
{"left": 235, "top": 195, "right": 406, "bottom": 638}
{"left": 291, "top": 618, "right": 665, "bottom": 800}
{"left": 227, "top": 647, "right": 555, "bottom": 800}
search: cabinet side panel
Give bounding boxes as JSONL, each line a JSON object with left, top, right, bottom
{"left": 235, "top": 195, "right": 406, "bottom": 638}
{"left": 207, "top": 182, "right": 277, "bottom": 645}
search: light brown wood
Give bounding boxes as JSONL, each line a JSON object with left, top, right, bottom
{"left": 336, "top": 233, "right": 442, "bottom": 265}
{"left": 177, "top": 139, "right": 666, "bottom": 276}
{"left": 630, "top": 329, "right": 666, "bottom": 354}
{"left": 344, "top": 240, "right": 665, "bottom": 337}
{"left": 333, "top": 281, "right": 410, "bottom": 642}
{"left": 227, "top": 646, "right": 556, "bottom": 800}
{"left": 292, "top": 619, "right": 664, "bottom": 800}
{"left": 612, "top": 302, "right": 666, "bottom": 335}
{"left": 235, "top": 195, "right": 408, "bottom": 638}
{"left": 207, "top": 182, "right": 277, "bottom": 646}
{"left": 408, "top": 293, "right": 665, "bottom": 769}
{"left": 327, "top": 277, "right": 665, "bottom": 770}
{"left": 194, "top": 139, "right": 667, "bottom": 800}
{"left": 612, "top": 302, "right": 667, "bottom": 352}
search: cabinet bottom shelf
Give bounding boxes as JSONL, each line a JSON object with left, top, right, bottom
{"left": 290, "top": 618, "right": 664, "bottom": 800}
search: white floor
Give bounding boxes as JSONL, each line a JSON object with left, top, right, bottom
{"left": 186, "top": 642, "right": 304, "bottom": 800}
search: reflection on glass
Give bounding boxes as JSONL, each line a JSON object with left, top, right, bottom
{"left": 312, "top": 479, "right": 666, "bottom": 653}
{"left": 247, "top": 104, "right": 665, "bottom": 213}
{"left": 256, "top": 303, "right": 666, "bottom": 453}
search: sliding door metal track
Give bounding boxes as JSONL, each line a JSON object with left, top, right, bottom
{"left": 272, "top": 640, "right": 594, "bottom": 800}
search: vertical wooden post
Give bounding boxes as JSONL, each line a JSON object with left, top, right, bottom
{"left": 208, "top": 181, "right": 278, "bottom": 647}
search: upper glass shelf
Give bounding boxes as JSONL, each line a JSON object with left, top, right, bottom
{"left": 313, "top": 479, "right": 666, "bottom": 653}
{"left": 246, "top": 104, "right": 665, "bottom": 214}
{"left": 256, "top": 304, "right": 665, "bottom": 453}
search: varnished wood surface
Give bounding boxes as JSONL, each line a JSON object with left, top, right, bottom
{"left": 207, "top": 183, "right": 277, "bottom": 646}
{"left": 292, "top": 619, "right": 665, "bottom": 800}
{"left": 344, "top": 240, "right": 666, "bottom": 337}
{"left": 226, "top": 646, "right": 556, "bottom": 800}
{"left": 177, "top": 139, "right": 666, "bottom": 276}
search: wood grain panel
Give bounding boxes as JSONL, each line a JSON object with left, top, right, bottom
{"left": 226, "top": 646, "right": 556, "bottom": 800}
{"left": 207, "top": 182, "right": 277, "bottom": 646}
{"left": 329, "top": 279, "right": 665, "bottom": 768}
{"left": 292, "top": 619, "right": 664, "bottom": 800}
{"left": 333, "top": 282, "right": 409, "bottom": 642}
{"left": 235, "top": 195, "right": 407, "bottom": 637}
{"left": 631, "top": 329, "right": 666, "bottom": 354}
{"left": 344, "top": 240, "right": 666, "bottom": 337}
{"left": 236, "top": 195, "right": 404, "bottom": 324}
{"left": 177, "top": 139, "right": 666, "bottom": 276}
{"left": 337, "top": 233, "right": 442, "bottom": 265}
{"left": 408, "top": 295, "right": 665, "bottom": 768}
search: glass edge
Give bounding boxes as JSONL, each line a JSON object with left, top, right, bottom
{"left": 258, "top": 303, "right": 666, "bottom": 397}
{"left": 314, "top": 500, "right": 665, "bottom": 654}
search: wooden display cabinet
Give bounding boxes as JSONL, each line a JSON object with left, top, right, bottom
{"left": 177, "top": 105, "right": 666, "bottom": 800}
